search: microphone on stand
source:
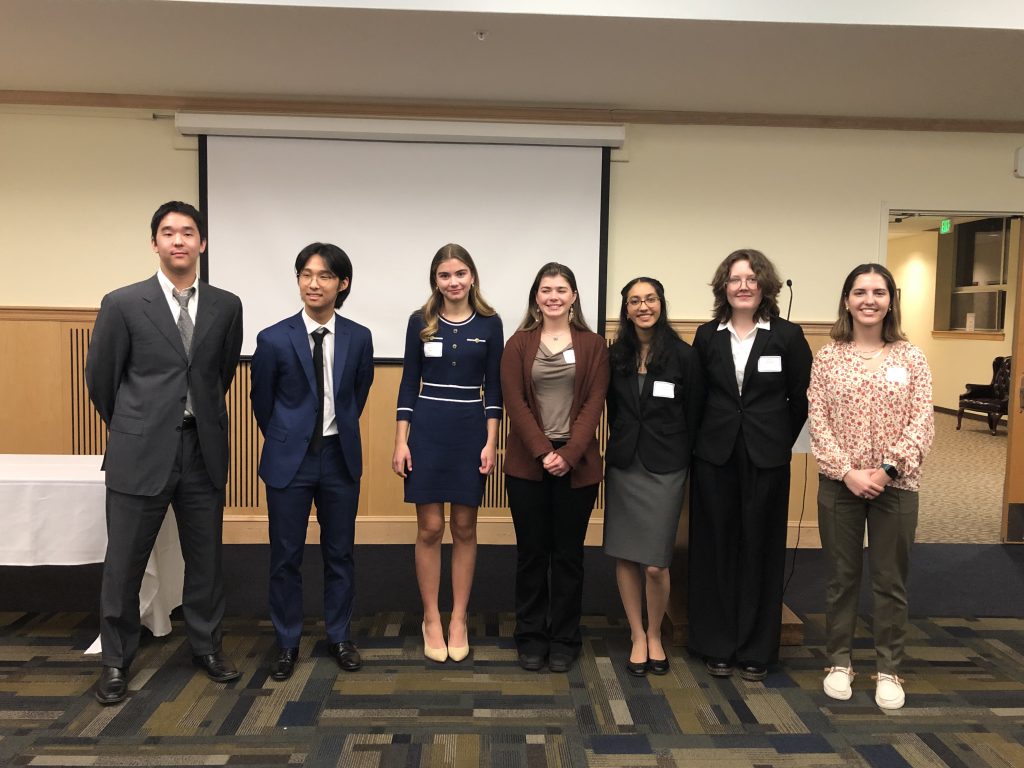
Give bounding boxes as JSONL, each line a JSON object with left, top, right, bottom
{"left": 785, "top": 279, "right": 793, "bottom": 320}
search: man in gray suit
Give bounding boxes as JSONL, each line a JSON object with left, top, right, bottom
{"left": 86, "top": 201, "right": 243, "bottom": 704}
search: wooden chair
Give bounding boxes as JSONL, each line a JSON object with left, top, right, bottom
{"left": 957, "top": 355, "right": 1012, "bottom": 435}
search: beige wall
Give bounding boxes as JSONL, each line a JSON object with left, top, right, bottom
{"left": 888, "top": 230, "right": 1016, "bottom": 410}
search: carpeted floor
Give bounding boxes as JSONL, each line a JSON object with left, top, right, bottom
{"left": 2, "top": 610, "right": 1023, "bottom": 767}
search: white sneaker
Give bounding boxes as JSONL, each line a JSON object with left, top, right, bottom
{"left": 823, "top": 665, "right": 854, "bottom": 700}
{"left": 874, "top": 673, "right": 905, "bottom": 710}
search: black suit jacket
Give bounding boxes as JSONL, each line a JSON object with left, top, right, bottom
{"left": 605, "top": 336, "right": 703, "bottom": 473}
{"left": 692, "top": 316, "right": 812, "bottom": 469}
{"left": 86, "top": 274, "right": 243, "bottom": 495}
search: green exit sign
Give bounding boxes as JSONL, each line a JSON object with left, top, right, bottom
{"left": 940, "top": 219, "right": 952, "bottom": 234}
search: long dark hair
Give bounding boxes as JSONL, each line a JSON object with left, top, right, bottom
{"left": 517, "top": 262, "right": 591, "bottom": 332}
{"left": 610, "top": 277, "right": 679, "bottom": 376}
{"left": 830, "top": 263, "right": 908, "bottom": 343}
{"left": 710, "top": 248, "right": 782, "bottom": 323}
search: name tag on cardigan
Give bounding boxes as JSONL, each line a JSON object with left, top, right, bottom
{"left": 563, "top": 349, "right": 576, "bottom": 364}
{"left": 652, "top": 380, "right": 675, "bottom": 398}
{"left": 424, "top": 341, "right": 443, "bottom": 357}
{"left": 886, "top": 366, "right": 908, "bottom": 384}
{"left": 757, "top": 355, "right": 782, "bottom": 373}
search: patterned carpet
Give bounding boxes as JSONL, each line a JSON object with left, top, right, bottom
{"left": 2, "top": 611, "right": 1023, "bottom": 767}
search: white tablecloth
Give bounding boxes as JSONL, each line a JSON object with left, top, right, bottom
{"left": 0, "top": 454, "right": 184, "bottom": 652}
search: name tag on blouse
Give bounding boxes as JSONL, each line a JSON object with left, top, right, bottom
{"left": 886, "top": 366, "right": 908, "bottom": 384}
{"left": 652, "top": 380, "right": 675, "bottom": 398}
{"left": 757, "top": 355, "right": 782, "bottom": 373}
{"left": 423, "top": 341, "right": 443, "bottom": 358}
{"left": 563, "top": 349, "right": 576, "bottom": 364}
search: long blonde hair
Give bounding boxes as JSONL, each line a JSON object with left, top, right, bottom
{"left": 419, "top": 243, "right": 495, "bottom": 342}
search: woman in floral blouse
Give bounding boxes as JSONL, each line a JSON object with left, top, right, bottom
{"left": 808, "top": 263, "right": 933, "bottom": 711}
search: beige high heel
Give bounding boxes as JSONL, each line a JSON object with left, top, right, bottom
{"left": 422, "top": 622, "right": 448, "bottom": 663}
{"left": 447, "top": 620, "right": 470, "bottom": 663}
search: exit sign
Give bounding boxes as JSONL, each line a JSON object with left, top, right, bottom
{"left": 940, "top": 219, "right": 952, "bottom": 234}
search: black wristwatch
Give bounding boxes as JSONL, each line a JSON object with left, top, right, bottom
{"left": 881, "top": 463, "right": 899, "bottom": 480}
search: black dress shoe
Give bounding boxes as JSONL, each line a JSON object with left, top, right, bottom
{"left": 647, "top": 656, "right": 670, "bottom": 676}
{"left": 517, "top": 652, "right": 545, "bottom": 671}
{"left": 625, "top": 659, "right": 648, "bottom": 677}
{"left": 270, "top": 647, "right": 299, "bottom": 681}
{"left": 705, "top": 658, "right": 734, "bottom": 677}
{"left": 738, "top": 662, "right": 767, "bottom": 681}
{"left": 329, "top": 641, "right": 362, "bottom": 672}
{"left": 193, "top": 651, "right": 241, "bottom": 682}
{"left": 548, "top": 653, "right": 574, "bottom": 673}
{"left": 93, "top": 666, "right": 129, "bottom": 705}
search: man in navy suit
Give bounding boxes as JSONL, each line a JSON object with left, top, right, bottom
{"left": 250, "top": 243, "right": 374, "bottom": 680}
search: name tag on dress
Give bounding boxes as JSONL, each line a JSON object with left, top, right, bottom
{"left": 423, "top": 341, "right": 443, "bottom": 358}
{"left": 757, "top": 355, "right": 782, "bottom": 373}
{"left": 886, "top": 366, "right": 908, "bottom": 384}
{"left": 563, "top": 349, "right": 576, "bottom": 364}
{"left": 652, "top": 380, "right": 675, "bottom": 398}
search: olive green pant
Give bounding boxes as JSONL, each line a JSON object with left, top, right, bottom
{"left": 817, "top": 476, "right": 918, "bottom": 675}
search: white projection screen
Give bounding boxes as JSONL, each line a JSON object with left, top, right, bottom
{"left": 203, "top": 135, "right": 609, "bottom": 358}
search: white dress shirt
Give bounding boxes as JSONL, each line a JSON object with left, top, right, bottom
{"left": 302, "top": 311, "right": 339, "bottom": 437}
{"left": 717, "top": 317, "right": 771, "bottom": 395}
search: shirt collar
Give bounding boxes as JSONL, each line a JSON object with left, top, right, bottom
{"left": 156, "top": 269, "right": 198, "bottom": 298}
{"left": 717, "top": 317, "right": 771, "bottom": 339}
{"left": 302, "top": 310, "right": 336, "bottom": 336}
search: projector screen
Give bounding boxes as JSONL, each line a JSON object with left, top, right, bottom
{"left": 202, "top": 135, "right": 608, "bottom": 358}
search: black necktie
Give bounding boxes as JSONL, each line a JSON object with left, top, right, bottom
{"left": 311, "top": 328, "right": 327, "bottom": 454}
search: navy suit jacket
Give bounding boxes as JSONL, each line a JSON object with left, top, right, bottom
{"left": 250, "top": 310, "right": 374, "bottom": 489}
{"left": 692, "top": 316, "right": 812, "bottom": 469}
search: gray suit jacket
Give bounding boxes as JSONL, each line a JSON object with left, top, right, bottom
{"left": 86, "top": 274, "right": 243, "bottom": 495}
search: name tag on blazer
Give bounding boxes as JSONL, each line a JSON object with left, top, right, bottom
{"left": 424, "top": 341, "right": 443, "bottom": 358}
{"left": 886, "top": 366, "right": 909, "bottom": 384}
{"left": 652, "top": 380, "right": 675, "bottom": 398}
{"left": 563, "top": 349, "right": 576, "bottom": 364}
{"left": 757, "top": 355, "right": 782, "bottom": 373}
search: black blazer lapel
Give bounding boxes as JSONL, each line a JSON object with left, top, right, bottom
{"left": 741, "top": 326, "right": 772, "bottom": 396}
{"left": 190, "top": 284, "right": 221, "bottom": 356}
{"left": 140, "top": 276, "right": 188, "bottom": 362}
{"left": 713, "top": 327, "right": 741, "bottom": 401}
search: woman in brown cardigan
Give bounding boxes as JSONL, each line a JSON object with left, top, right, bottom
{"left": 500, "top": 262, "right": 609, "bottom": 674}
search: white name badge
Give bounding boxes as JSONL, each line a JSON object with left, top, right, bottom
{"left": 886, "top": 366, "right": 908, "bottom": 384}
{"left": 563, "top": 349, "right": 576, "bottom": 364}
{"left": 652, "top": 380, "right": 675, "bottom": 399}
{"left": 423, "top": 341, "right": 443, "bottom": 358}
{"left": 757, "top": 355, "right": 782, "bottom": 373}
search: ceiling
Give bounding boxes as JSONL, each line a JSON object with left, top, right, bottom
{"left": 4, "top": 1, "right": 1024, "bottom": 124}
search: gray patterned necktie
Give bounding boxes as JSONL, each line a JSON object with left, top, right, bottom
{"left": 172, "top": 287, "right": 195, "bottom": 413}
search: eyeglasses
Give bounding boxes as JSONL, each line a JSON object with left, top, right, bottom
{"left": 626, "top": 295, "right": 660, "bottom": 309}
{"left": 298, "top": 270, "right": 338, "bottom": 283}
{"left": 727, "top": 276, "right": 759, "bottom": 288}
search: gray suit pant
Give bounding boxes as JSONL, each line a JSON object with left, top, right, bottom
{"left": 818, "top": 476, "right": 918, "bottom": 675}
{"left": 100, "top": 427, "right": 226, "bottom": 668}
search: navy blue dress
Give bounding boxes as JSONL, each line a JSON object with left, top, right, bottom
{"left": 397, "top": 312, "right": 504, "bottom": 506}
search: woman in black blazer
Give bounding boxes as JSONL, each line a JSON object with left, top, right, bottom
{"left": 604, "top": 277, "right": 702, "bottom": 677}
{"left": 687, "top": 249, "right": 812, "bottom": 681}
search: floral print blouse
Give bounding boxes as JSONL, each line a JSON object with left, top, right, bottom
{"left": 808, "top": 340, "right": 934, "bottom": 492}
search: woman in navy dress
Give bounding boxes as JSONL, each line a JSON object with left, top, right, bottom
{"left": 393, "top": 243, "right": 503, "bottom": 663}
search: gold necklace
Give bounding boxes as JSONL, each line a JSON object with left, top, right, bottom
{"left": 854, "top": 344, "right": 885, "bottom": 360}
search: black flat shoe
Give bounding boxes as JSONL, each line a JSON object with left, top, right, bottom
{"left": 270, "top": 647, "right": 298, "bottom": 681}
{"left": 518, "top": 652, "right": 545, "bottom": 672}
{"left": 647, "top": 656, "right": 670, "bottom": 676}
{"left": 625, "top": 659, "right": 648, "bottom": 677}
{"left": 193, "top": 651, "right": 240, "bottom": 683}
{"left": 93, "top": 666, "right": 129, "bottom": 705}
{"left": 548, "top": 653, "right": 574, "bottom": 673}
{"left": 328, "top": 641, "right": 362, "bottom": 672}
{"left": 738, "top": 662, "right": 767, "bottom": 681}
{"left": 705, "top": 658, "right": 733, "bottom": 677}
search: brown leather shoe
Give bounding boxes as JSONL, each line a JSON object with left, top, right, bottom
{"left": 270, "top": 647, "right": 299, "bottom": 681}
{"left": 328, "top": 641, "right": 362, "bottom": 672}
{"left": 192, "top": 651, "right": 241, "bottom": 682}
{"left": 93, "top": 666, "right": 129, "bottom": 705}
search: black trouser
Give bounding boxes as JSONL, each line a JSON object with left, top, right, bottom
{"left": 505, "top": 473, "right": 598, "bottom": 658}
{"left": 687, "top": 435, "right": 790, "bottom": 666}
{"left": 101, "top": 425, "right": 225, "bottom": 668}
